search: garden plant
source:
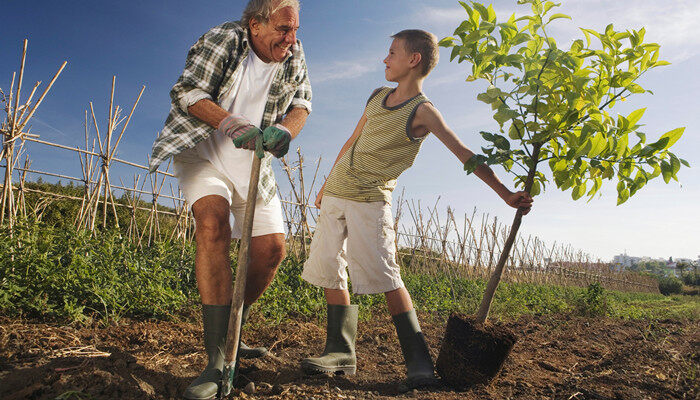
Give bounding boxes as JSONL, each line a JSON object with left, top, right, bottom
{"left": 435, "top": 0, "right": 688, "bottom": 388}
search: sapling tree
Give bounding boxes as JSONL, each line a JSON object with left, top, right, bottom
{"left": 439, "top": 0, "right": 688, "bottom": 323}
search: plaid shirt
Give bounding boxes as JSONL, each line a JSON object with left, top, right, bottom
{"left": 149, "top": 21, "right": 312, "bottom": 204}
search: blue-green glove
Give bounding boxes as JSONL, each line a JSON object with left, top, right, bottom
{"left": 218, "top": 114, "right": 264, "bottom": 159}
{"left": 262, "top": 124, "right": 292, "bottom": 158}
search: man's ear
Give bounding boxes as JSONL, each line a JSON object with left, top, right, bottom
{"left": 249, "top": 18, "right": 260, "bottom": 36}
{"left": 409, "top": 52, "right": 422, "bottom": 69}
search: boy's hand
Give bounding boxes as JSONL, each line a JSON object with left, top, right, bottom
{"left": 262, "top": 124, "right": 292, "bottom": 158}
{"left": 504, "top": 191, "right": 534, "bottom": 215}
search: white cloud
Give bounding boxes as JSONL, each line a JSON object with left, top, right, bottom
{"left": 415, "top": 0, "right": 700, "bottom": 63}
{"left": 309, "top": 58, "right": 382, "bottom": 84}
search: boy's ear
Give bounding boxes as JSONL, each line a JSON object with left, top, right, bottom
{"left": 409, "top": 52, "right": 422, "bottom": 70}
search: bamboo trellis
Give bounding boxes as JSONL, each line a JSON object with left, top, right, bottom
{"left": 1, "top": 39, "right": 66, "bottom": 231}
{"left": 0, "top": 41, "right": 658, "bottom": 294}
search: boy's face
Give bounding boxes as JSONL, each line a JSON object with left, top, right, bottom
{"left": 383, "top": 38, "right": 414, "bottom": 82}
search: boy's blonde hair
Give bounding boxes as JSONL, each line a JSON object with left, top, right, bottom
{"left": 391, "top": 30, "right": 439, "bottom": 77}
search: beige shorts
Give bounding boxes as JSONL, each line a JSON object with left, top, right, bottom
{"left": 301, "top": 195, "right": 404, "bottom": 294}
{"left": 172, "top": 147, "right": 284, "bottom": 239}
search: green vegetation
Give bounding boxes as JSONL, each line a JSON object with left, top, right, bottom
{"left": 2, "top": 219, "right": 697, "bottom": 324}
{"left": 657, "top": 276, "right": 684, "bottom": 296}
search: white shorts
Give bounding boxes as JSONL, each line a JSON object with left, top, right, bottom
{"left": 172, "top": 146, "right": 284, "bottom": 239}
{"left": 301, "top": 196, "right": 404, "bottom": 295}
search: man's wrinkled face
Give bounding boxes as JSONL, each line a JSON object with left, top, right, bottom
{"left": 249, "top": 6, "right": 299, "bottom": 63}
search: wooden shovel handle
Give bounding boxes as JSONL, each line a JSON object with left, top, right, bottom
{"left": 221, "top": 155, "right": 262, "bottom": 395}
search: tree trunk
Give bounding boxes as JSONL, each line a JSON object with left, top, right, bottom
{"left": 475, "top": 143, "right": 542, "bottom": 324}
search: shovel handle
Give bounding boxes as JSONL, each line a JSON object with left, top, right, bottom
{"left": 220, "top": 155, "right": 262, "bottom": 397}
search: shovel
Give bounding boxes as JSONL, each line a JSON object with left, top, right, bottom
{"left": 219, "top": 154, "right": 262, "bottom": 398}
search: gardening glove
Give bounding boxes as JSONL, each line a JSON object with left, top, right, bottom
{"left": 218, "top": 114, "right": 265, "bottom": 159}
{"left": 262, "top": 123, "right": 292, "bottom": 158}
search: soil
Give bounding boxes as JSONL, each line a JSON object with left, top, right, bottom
{"left": 1, "top": 313, "right": 698, "bottom": 400}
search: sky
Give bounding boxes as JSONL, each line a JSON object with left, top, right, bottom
{"left": 2, "top": 0, "right": 698, "bottom": 261}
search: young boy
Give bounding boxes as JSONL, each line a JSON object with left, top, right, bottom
{"left": 300, "top": 30, "right": 533, "bottom": 389}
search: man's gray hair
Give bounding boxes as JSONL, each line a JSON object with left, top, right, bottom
{"left": 242, "top": 0, "right": 300, "bottom": 28}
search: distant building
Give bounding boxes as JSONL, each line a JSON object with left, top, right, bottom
{"left": 612, "top": 253, "right": 640, "bottom": 269}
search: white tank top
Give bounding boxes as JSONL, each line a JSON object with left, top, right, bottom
{"left": 197, "top": 49, "right": 281, "bottom": 197}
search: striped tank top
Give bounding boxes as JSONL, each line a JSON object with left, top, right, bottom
{"left": 324, "top": 86, "right": 431, "bottom": 203}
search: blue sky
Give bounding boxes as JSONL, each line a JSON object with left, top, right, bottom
{"left": 2, "top": 0, "right": 698, "bottom": 261}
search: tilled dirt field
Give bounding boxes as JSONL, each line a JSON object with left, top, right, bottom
{"left": 0, "top": 313, "right": 697, "bottom": 400}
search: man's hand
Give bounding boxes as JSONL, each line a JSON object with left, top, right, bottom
{"left": 262, "top": 124, "right": 292, "bottom": 158}
{"left": 218, "top": 114, "right": 264, "bottom": 158}
{"left": 504, "top": 191, "right": 534, "bottom": 215}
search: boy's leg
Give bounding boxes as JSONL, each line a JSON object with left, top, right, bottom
{"left": 386, "top": 287, "right": 438, "bottom": 390}
{"left": 385, "top": 287, "right": 413, "bottom": 315}
{"left": 325, "top": 288, "right": 350, "bottom": 305}
{"left": 300, "top": 197, "right": 358, "bottom": 375}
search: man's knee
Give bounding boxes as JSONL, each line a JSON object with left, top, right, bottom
{"left": 196, "top": 216, "right": 231, "bottom": 245}
{"left": 193, "top": 197, "right": 231, "bottom": 245}
{"left": 252, "top": 234, "right": 286, "bottom": 268}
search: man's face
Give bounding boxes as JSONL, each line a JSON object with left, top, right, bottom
{"left": 249, "top": 6, "right": 299, "bottom": 63}
{"left": 383, "top": 38, "right": 413, "bottom": 82}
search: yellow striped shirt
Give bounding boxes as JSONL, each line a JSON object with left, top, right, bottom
{"left": 325, "top": 86, "right": 430, "bottom": 203}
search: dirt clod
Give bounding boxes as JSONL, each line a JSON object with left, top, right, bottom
{"left": 436, "top": 313, "right": 517, "bottom": 389}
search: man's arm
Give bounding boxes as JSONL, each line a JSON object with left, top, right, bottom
{"left": 414, "top": 103, "right": 533, "bottom": 213}
{"left": 314, "top": 113, "right": 367, "bottom": 207}
{"left": 279, "top": 107, "right": 309, "bottom": 139}
{"left": 187, "top": 99, "right": 229, "bottom": 129}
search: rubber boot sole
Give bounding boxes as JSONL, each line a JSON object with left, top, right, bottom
{"left": 301, "top": 360, "right": 356, "bottom": 376}
{"left": 398, "top": 375, "right": 440, "bottom": 392}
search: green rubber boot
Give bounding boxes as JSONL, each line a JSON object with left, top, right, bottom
{"left": 183, "top": 304, "right": 229, "bottom": 400}
{"left": 239, "top": 305, "right": 268, "bottom": 359}
{"left": 393, "top": 309, "right": 439, "bottom": 390}
{"left": 301, "top": 304, "right": 358, "bottom": 375}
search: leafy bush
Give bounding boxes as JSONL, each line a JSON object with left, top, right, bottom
{"left": 658, "top": 276, "right": 683, "bottom": 296}
{"left": 681, "top": 272, "right": 700, "bottom": 287}
{"left": 2, "top": 217, "right": 697, "bottom": 323}
{"left": 0, "top": 219, "right": 198, "bottom": 321}
{"left": 572, "top": 283, "right": 610, "bottom": 317}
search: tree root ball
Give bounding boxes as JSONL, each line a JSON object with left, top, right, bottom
{"left": 436, "top": 313, "right": 517, "bottom": 389}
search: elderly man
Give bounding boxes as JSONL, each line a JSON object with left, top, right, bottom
{"left": 148, "top": 0, "right": 310, "bottom": 398}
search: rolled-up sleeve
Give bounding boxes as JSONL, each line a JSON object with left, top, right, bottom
{"left": 289, "top": 47, "right": 312, "bottom": 114}
{"left": 169, "top": 27, "right": 232, "bottom": 115}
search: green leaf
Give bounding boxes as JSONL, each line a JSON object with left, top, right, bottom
{"left": 660, "top": 161, "right": 672, "bottom": 183}
{"left": 588, "top": 133, "right": 606, "bottom": 158}
{"left": 477, "top": 92, "right": 494, "bottom": 104}
{"left": 617, "top": 188, "right": 630, "bottom": 205}
{"left": 464, "top": 154, "right": 488, "bottom": 174}
{"left": 616, "top": 133, "right": 629, "bottom": 158}
{"left": 626, "top": 108, "right": 646, "bottom": 126}
{"left": 473, "top": 3, "right": 490, "bottom": 21}
{"left": 656, "top": 127, "right": 685, "bottom": 150}
{"left": 572, "top": 182, "right": 587, "bottom": 200}
{"left": 627, "top": 83, "right": 645, "bottom": 93}
{"left": 508, "top": 120, "right": 525, "bottom": 140}
{"left": 438, "top": 37, "right": 456, "bottom": 47}
{"left": 548, "top": 13, "right": 571, "bottom": 23}
{"left": 530, "top": 180, "right": 541, "bottom": 196}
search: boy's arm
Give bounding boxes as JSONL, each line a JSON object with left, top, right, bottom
{"left": 414, "top": 103, "right": 533, "bottom": 214}
{"left": 315, "top": 113, "right": 368, "bottom": 208}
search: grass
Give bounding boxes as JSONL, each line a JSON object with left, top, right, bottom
{"left": 1, "top": 219, "right": 697, "bottom": 324}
